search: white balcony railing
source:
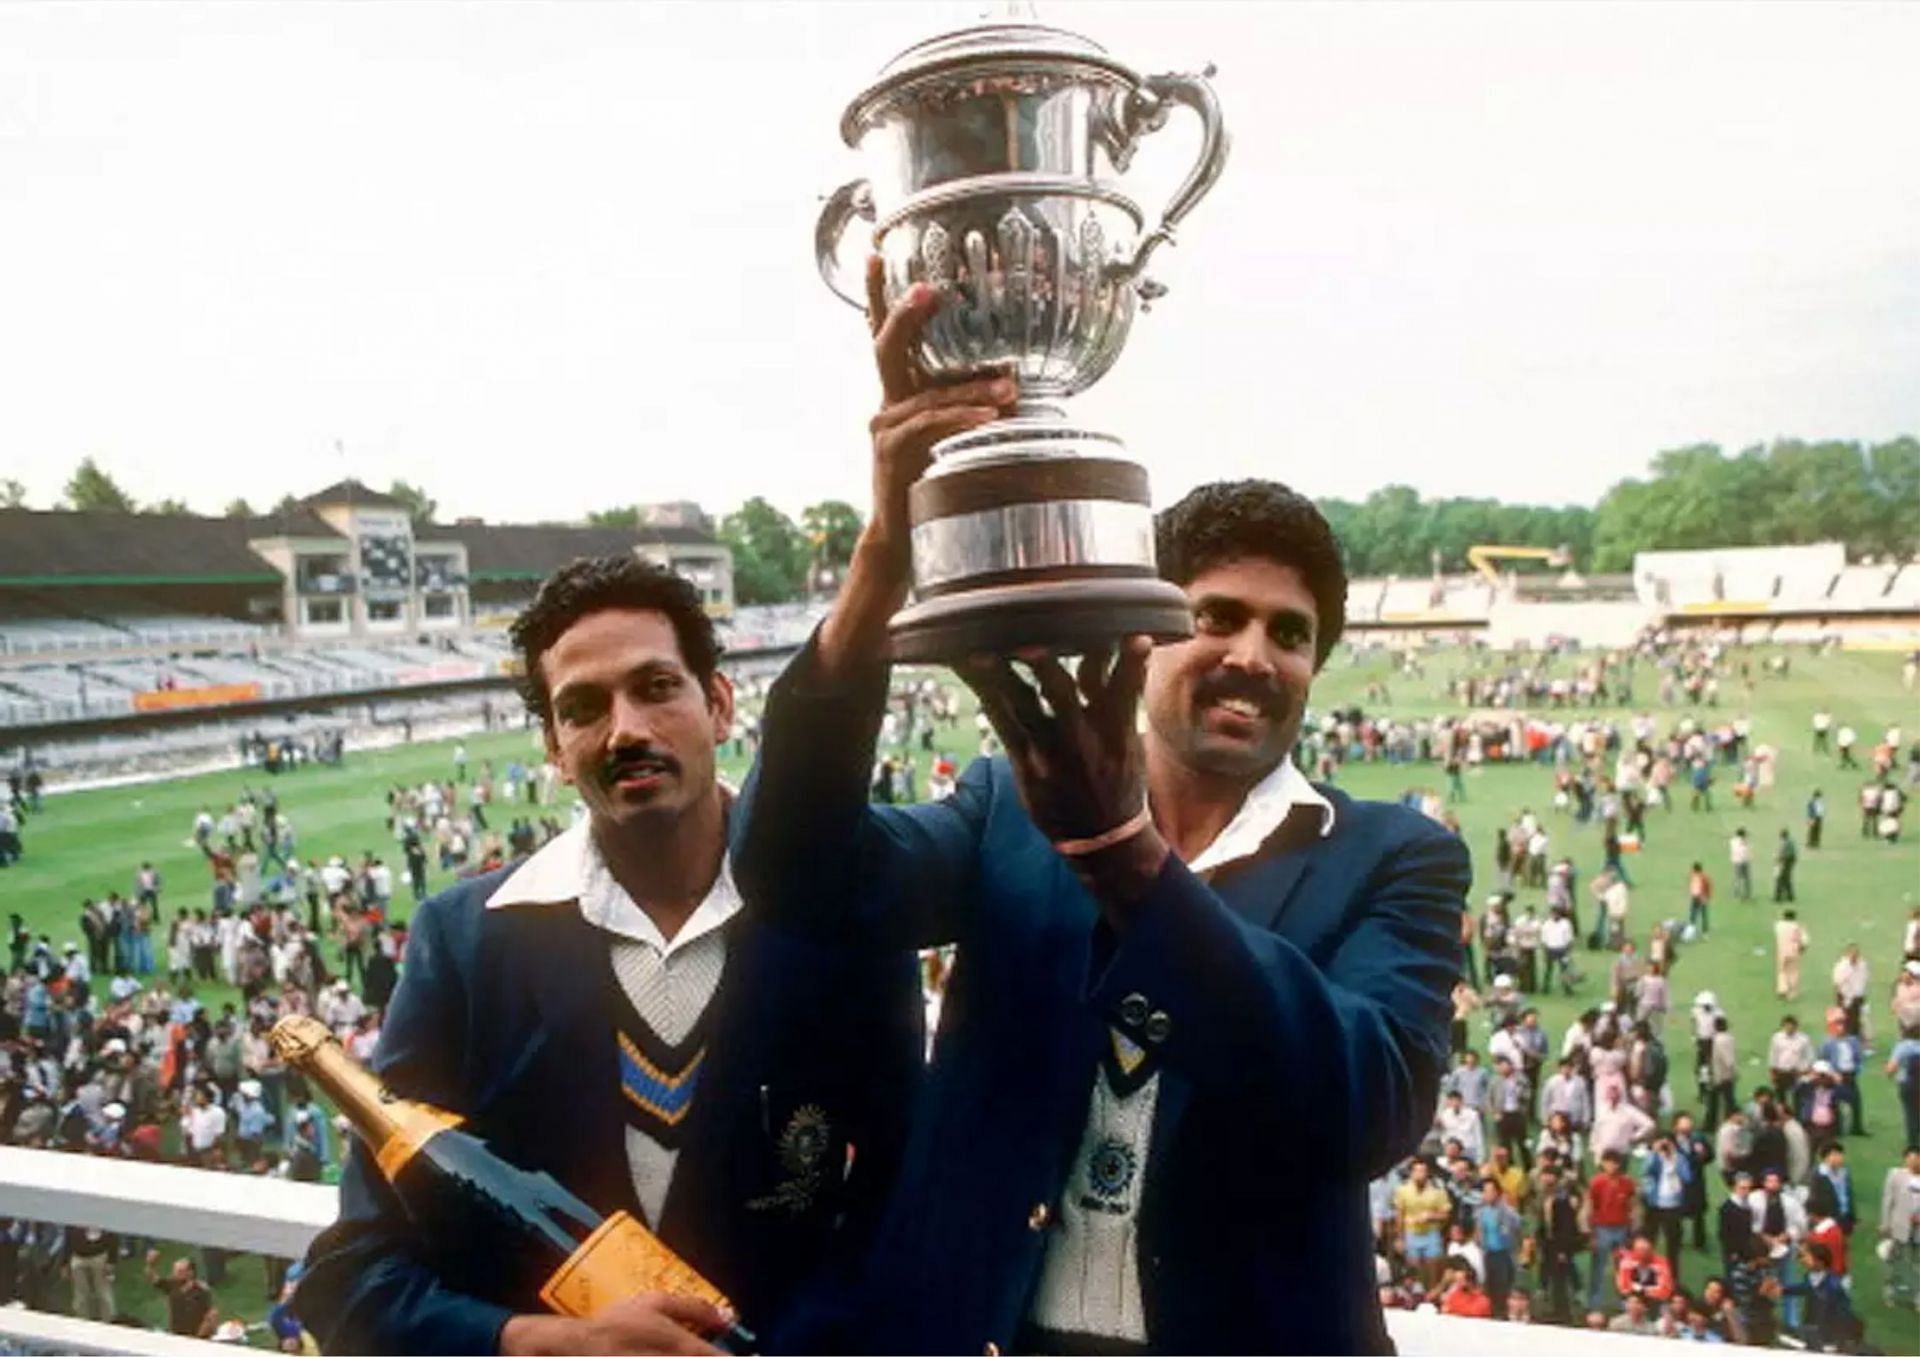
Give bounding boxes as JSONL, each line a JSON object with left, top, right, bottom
{"left": 0, "top": 1146, "right": 1684, "bottom": 1356}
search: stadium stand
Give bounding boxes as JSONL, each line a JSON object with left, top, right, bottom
{"left": 1352, "top": 576, "right": 1496, "bottom": 625}
{"left": 717, "top": 601, "right": 831, "bottom": 654}
{"left": 1887, "top": 561, "right": 1920, "bottom": 607}
{"left": 1830, "top": 563, "right": 1898, "bottom": 608}
{"left": 1632, "top": 542, "right": 1847, "bottom": 612}
{"left": 1336, "top": 543, "right": 1918, "bottom": 651}
{"left": 0, "top": 482, "right": 742, "bottom": 739}
{"left": 11, "top": 689, "right": 525, "bottom": 787}
{"left": 0, "top": 481, "right": 732, "bottom": 660}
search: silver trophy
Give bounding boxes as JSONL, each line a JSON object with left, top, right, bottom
{"left": 817, "top": 21, "right": 1229, "bottom": 660}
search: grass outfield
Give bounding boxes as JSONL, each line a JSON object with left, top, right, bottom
{"left": 4, "top": 644, "right": 1917, "bottom": 1342}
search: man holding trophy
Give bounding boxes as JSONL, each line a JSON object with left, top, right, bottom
{"left": 736, "top": 19, "right": 1469, "bottom": 1353}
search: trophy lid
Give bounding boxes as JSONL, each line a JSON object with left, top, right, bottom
{"left": 842, "top": 22, "right": 1139, "bottom": 144}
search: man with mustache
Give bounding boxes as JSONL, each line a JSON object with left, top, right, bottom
{"left": 297, "top": 558, "right": 921, "bottom": 1355}
{"left": 734, "top": 274, "right": 1470, "bottom": 1353}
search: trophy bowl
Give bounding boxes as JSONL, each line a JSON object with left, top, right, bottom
{"left": 817, "top": 22, "right": 1228, "bottom": 661}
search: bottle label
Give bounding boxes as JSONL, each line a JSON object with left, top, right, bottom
{"left": 540, "top": 1209, "right": 735, "bottom": 1319}
{"left": 371, "top": 1095, "right": 465, "bottom": 1181}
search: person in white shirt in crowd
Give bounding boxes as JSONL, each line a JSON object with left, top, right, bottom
{"left": 1832, "top": 943, "right": 1871, "bottom": 1038}
{"left": 1728, "top": 828, "right": 1753, "bottom": 900}
{"left": 1488, "top": 1018, "right": 1525, "bottom": 1076}
{"left": 1881, "top": 1145, "right": 1920, "bottom": 1313}
{"left": 1706, "top": 1014, "right": 1741, "bottom": 1129}
{"left": 1749, "top": 1166, "right": 1809, "bottom": 1326}
{"left": 1434, "top": 1088, "right": 1485, "bottom": 1163}
{"left": 316, "top": 979, "right": 365, "bottom": 1038}
{"left": 1769, "top": 1014, "right": 1816, "bottom": 1100}
{"left": 179, "top": 1084, "right": 229, "bottom": 1168}
{"left": 367, "top": 858, "right": 394, "bottom": 909}
{"left": 1596, "top": 869, "right": 1632, "bottom": 949}
{"left": 1774, "top": 910, "right": 1810, "bottom": 1000}
{"left": 1511, "top": 906, "right": 1543, "bottom": 993}
{"left": 346, "top": 1012, "right": 382, "bottom": 1065}
{"left": 1589, "top": 1083, "right": 1655, "bottom": 1168}
{"left": 1444, "top": 1049, "right": 1490, "bottom": 1116}
{"left": 1542, "top": 1055, "right": 1592, "bottom": 1138}
{"left": 1540, "top": 907, "right": 1577, "bottom": 994}
{"left": 215, "top": 912, "right": 243, "bottom": 986}
{"left": 1690, "top": 989, "right": 1723, "bottom": 1073}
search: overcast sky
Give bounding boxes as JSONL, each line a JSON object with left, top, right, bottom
{"left": 2, "top": 1, "right": 1916, "bottom": 524}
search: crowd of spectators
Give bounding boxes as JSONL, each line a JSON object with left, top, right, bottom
{"left": 1350, "top": 636, "right": 1918, "bottom": 1352}
{"left": 0, "top": 757, "right": 579, "bottom": 1347}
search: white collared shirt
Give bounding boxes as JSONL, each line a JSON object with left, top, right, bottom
{"left": 1030, "top": 757, "right": 1333, "bottom": 1342}
{"left": 1184, "top": 757, "right": 1336, "bottom": 877}
{"left": 488, "top": 822, "right": 739, "bottom": 1225}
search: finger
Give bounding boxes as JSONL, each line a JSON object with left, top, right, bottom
{"left": 961, "top": 659, "right": 1046, "bottom": 755}
{"left": 611, "top": 1309, "right": 723, "bottom": 1356}
{"left": 873, "top": 282, "right": 942, "bottom": 403}
{"left": 1026, "top": 655, "right": 1085, "bottom": 727}
{"left": 979, "top": 659, "right": 1051, "bottom": 738}
{"left": 1075, "top": 643, "right": 1118, "bottom": 708}
{"left": 1097, "top": 635, "right": 1152, "bottom": 741}
{"left": 646, "top": 1295, "right": 730, "bottom": 1336}
{"left": 963, "top": 679, "right": 1031, "bottom": 760}
{"left": 869, "top": 376, "right": 1017, "bottom": 430}
{"left": 636, "top": 1315, "right": 722, "bottom": 1357}
{"left": 878, "top": 407, "right": 1004, "bottom": 470}
{"left": 864, "top": 254, "right": 887, "bottom": 339}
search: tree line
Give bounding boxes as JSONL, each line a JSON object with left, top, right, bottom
{"left": 1310, "top": 436, "right": 1916, "bottom": 577}
{"left": 2, "top": 460, "right": 443, "bottom": 530}
{"left": 9, "top": 436, "right": 1915, "bottom": 603}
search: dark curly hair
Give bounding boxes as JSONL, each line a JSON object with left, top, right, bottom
{"left": 509, "top": 556, "right": 722, "bottom": 727}
{"left": 1155, "top": 480, "right": 1348, "bottom": 668}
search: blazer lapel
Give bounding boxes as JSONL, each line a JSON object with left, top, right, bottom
{"left": 1209, "top": 807, "right": 1322, "bottom": 931}
{"left": 497, "top": 905, "right": 633, "bottom": 1215}
{"left": 1147, "top": 809, "right": 1322, "bottom": 1168}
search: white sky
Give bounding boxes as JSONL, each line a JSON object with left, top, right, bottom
{"left": 2, "top": 1, "right": 1917, "bottom": 524}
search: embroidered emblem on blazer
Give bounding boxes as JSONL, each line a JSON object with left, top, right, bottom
{"left": 748, "top": 1103, "right": 832, "bottom": 1215}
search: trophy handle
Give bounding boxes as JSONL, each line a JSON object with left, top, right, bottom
{"left": 815, "top": 178, "right": 876, "bottom": 311}
{"left": 1109, "top": 66, "right": 1230, "bottom": 297}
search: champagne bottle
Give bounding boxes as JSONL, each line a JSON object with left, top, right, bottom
{"left": 270, "top": 1015, "right": 754, "bottom": 1350}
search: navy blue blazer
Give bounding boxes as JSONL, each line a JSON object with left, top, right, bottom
{"left": 735, "top": 646, "right": 1469, "bottom": 1354}
{"left": 294, "top": 845, "right": 923, "bottom": 1355}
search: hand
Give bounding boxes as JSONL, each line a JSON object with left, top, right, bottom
{"left": 963, "top": 642, "right": 1149, "bottom": 841}
{"left": 862, "top": 256, "right": 1016, "bottom": 558}
{"left": 815, "top": 259, "right": 1016, "bottom": 681}
{"left": 499, "top": 1294, "right": 729, "bottom": 1356}
{"left": 962, "top": 641, "right": 1170, "bottom": 906}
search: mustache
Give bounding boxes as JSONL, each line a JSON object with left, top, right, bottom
{"left": 1194, "top": 671, "right": 1285, "bottom": 716}
{"left": 600, "top": 748, "right": 680, "bottom": 786}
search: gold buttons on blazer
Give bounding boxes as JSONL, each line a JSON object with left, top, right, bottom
{"left": 1028, "top": 1200, "right": 1053, "bottom": 1231}
{"left": 1144, "top": 1010, "right": 1173, "bottom": 1044}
